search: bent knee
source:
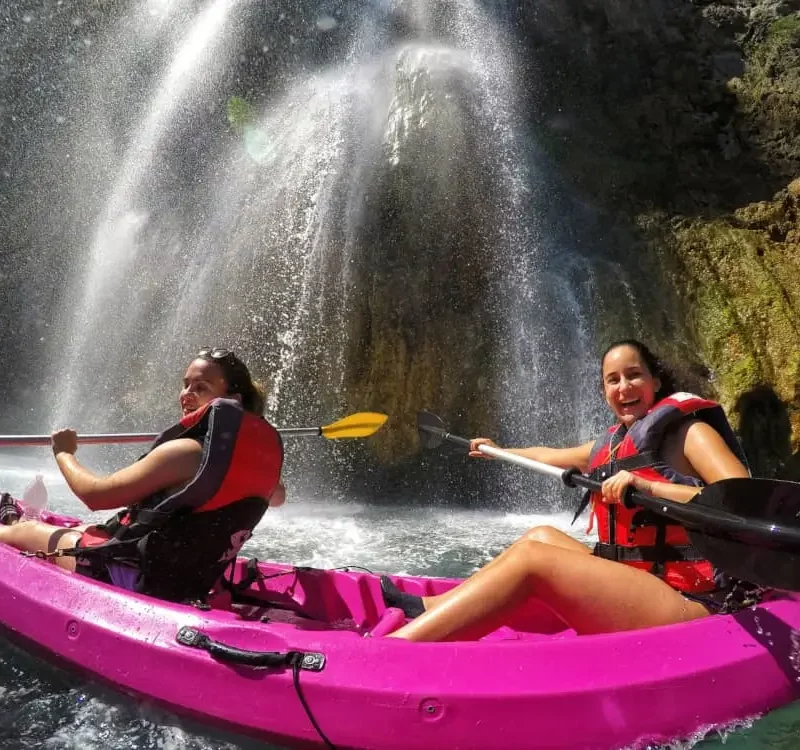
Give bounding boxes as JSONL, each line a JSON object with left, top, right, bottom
{"left": 521, "top": 525, "right": 567, "bottom": 545}
{"left": 508, "top": 538, "right": 550, "bottom": 561}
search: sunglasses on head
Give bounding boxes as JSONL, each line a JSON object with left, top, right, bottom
{"left": 197, "top": 347, "right": 237, "bottom": 366}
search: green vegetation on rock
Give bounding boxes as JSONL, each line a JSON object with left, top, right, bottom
{"left": 728, "top": 13, "right": 800, "bottom": 176}
{"left": 656, "top": 185, "right": 800, "bottom": 447}
{"left": 226, "top": 96, "right": 254, "bottom": 131}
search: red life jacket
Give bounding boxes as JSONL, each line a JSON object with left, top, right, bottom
{"left": 75, "top": 398, "right": 283, "bottom": 602}
{"left": 584, "top": 393, "right": 746, "bottom": 593}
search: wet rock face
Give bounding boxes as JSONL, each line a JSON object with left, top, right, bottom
{"left": 512, "top": 0, "right": 799, "bottom": 211}
{"left": 667, "top": 183, "right": 800, "bottom": 414}
{"left": 508, "top": 0, "right": 800, "bottom": 459}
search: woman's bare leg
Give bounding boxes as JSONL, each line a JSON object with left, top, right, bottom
{"left": 519, "top": 524, "right": 591, "bottom": 553}
{"left": 389, "top": 539, "right": 709, "bottom": 641}
{"left": 0, "top": 521, "right": 81, "bottom": 571}
{"left": 421, "top": 525, "right": 589, "bottom": 611}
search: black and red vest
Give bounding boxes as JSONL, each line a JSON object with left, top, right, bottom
{"left": 77, "top": 398, "right": 283, "bottom": 602}
{"left": 583, "top": 393, "right": 746, "bottom": 593}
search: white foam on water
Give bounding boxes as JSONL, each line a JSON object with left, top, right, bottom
{"left": 628, "top": 714, "right": 761, "bottom": 750}
{"left": 37, "top": 695, "right": 242, "bottom": 750}
{"left": 245, "top": 500, "right": 595, "bottom": 577}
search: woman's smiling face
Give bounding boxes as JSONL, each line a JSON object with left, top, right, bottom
{"left": 601, "top": 344, "right": 661, "bottom": 426}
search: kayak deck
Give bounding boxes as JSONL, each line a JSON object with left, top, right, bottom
{"left": 2, "top": 512, "right": 800, "bottom": 749}
{"left": 207, "top": 558, "right": 575, "bottom": 641}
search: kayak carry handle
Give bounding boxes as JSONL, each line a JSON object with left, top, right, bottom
{"left": 176, "top": 626, "right": 325, "bottom": 671}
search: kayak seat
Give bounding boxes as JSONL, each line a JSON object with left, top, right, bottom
{"left": 364, "top": 607, "right": 407, "bottom": 637}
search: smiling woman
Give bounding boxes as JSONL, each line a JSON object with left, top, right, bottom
{"left": 602, "top": 339, "right": 674, "bottom": 425}
{"left": 0, "top": 348, "right": 285, "bottom": 602}
{"left": 380, "top": 339, "right": 761, "bottom": 642}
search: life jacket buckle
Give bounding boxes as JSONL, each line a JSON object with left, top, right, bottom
{"left": 21, "top": 550, "right": 49, "bottom": 559}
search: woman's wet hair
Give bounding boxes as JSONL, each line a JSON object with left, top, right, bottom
{"left": 196, "top": 349, "right": 265, "bottom": 415}
{"left": 600, "top": 339, "right": 678, "bottom": 401}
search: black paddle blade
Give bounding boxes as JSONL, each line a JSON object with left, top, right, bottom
{"left": 417, "top": 411, "right": 448, "bottom": 450}
{"left": 689, "top": 478, "right": 800, "bottom": 590}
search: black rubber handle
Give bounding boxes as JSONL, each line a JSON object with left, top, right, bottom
{"left": 176, "top": 627, "right": 325, "bottom": 670}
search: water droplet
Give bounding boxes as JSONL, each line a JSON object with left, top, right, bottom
{"left": 316, "top": 15, "right": 337, "bottom": 31}
{"left": 788, "top": 629, "right": 800, "bottom": 673}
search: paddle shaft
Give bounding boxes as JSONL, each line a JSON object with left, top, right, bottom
{"left": 433, "top": 427, "right": 800, "bottom": 548}
{"left": 0, "top": 426, "right": 325, "bottom": 447}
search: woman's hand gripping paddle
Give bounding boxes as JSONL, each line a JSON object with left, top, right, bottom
{"left": 418, "top": 410, "right": 800, "bottom": 590}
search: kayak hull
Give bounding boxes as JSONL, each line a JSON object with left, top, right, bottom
{"left": 2, "top": 526, "right": 800, "bottom": 748}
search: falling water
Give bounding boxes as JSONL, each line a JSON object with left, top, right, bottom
{"left": 3, "top": 0, "right": 639, "bottom": 501}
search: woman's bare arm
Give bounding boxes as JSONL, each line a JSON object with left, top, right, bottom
{"left": 605, "top": 420, "right": 750, "bottom": 504}
{"left": 681, "top": 420, "right": 750, "bottom": 482}
{"left": 268, "top": 481, "right": 286, "bottom": 508}
{"left": 55, "top": 438, "right": 203, "bottom": 511}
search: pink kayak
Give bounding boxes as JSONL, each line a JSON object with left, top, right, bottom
{"left": 2, "top": 511, "right": 800, "bottom": 749}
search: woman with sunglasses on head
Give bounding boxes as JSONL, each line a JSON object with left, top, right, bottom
{"left": 0, "top": 348, "right": 285, "bottom": 603}
{"left": 381, "top": 339, "right": 765, "bottom": 641}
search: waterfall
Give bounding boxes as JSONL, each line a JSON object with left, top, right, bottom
{"left": 4, "top": 0, "right": 632, "bottom": 504}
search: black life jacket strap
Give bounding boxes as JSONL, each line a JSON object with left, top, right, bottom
{"left": 92, "top": 508, "right": 127, "bottom": 539}
{"left": 653, "top": 521, "right": 668, "bottom": 575}
{"left": 221, "top": 557, "right": 264, "bottom": 595}
{"left": 571, "top": 451, "right": 660, "bottom": 524}
{"left": 128, "top": 506, "right": 176, "bottom": 529}
{"left": 68, "top": 535, "right": 142, "bottom": 564}
{"left": 592, "top": 542, "right": 706, "bottom": 564}
{"left": 608, "top": 451, "right": 659, "bottom": 476}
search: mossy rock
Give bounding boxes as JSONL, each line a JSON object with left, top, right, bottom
{"left": 649, "top": 184, "right": 800, "bottom": 447}
{"left": 728, "top": 14, "right": 800, "bottom": 176}
{"left": 226, "top": 96, "right": 254, "bottom": 131}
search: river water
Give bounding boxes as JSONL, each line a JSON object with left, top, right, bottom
{"left": 1, "top": 454, "right": 798, "bottom": 749}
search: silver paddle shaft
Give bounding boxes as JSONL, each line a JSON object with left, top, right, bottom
{"left": 0, "top": 426, "right": 324, "bottom": 447}
{"left": 477, "top": 444, "right": 566, "bottom": 480}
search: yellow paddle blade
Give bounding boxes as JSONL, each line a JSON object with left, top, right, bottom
{"left": 320, "top": 412, "right": 388, "bottom": 439}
